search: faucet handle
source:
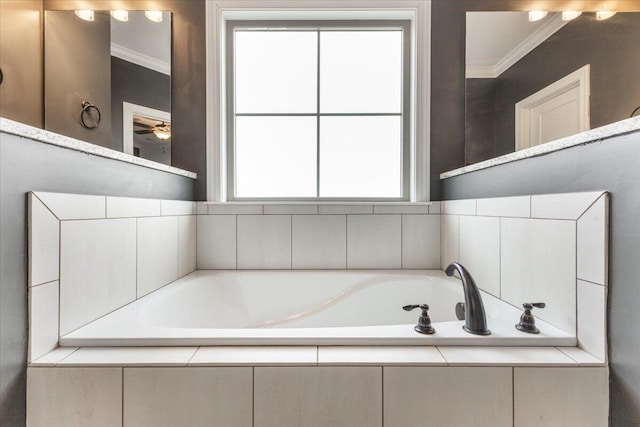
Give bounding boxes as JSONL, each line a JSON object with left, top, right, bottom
{"left": 523, "top": 302, "right": 546, "bottom": 310}
{"left": 403, "top": 304, "right": 429, "bottom": 311}
{"left": 402, "top": 304, "right": 435, "bottom": 334}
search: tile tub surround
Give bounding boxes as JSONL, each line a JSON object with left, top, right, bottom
{"left": 196, "top": 202, "right": 441, "bottom": 270}
{"left": 27, "top": 192, "right": 197, "bottom": 362}
{"left": 26, "top": 346, "right": 609, "bottom": 427}
{"left": 440, "top": 192, "right": 610, "bottom": 362}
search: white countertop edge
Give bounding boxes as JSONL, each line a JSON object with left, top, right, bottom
{"left": 440, "top": 116, "right": 640, "bottom": 179}
{"left": 0, "top": 117, "right": 197, "bottom": 179}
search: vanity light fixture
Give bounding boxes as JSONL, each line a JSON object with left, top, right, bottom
{"left": 528, "top": 11, "right": 548, "bottom": 22}
{"left": 145, "top": 10, "right": 163, "bottom": 23}
{"left": 74, "top": 10, "right": 94, "bottom": 21}
{"left": 596, "top": 11, "right": 617, "bottom": 20}
{"left": 562, "top": 10, "right": 582, "bottom": 21}
{"left": 110, "top": 10, "right": 129, "bottom": 22}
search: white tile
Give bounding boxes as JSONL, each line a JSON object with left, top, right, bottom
{"left": 197, "top": 215, "right": 237, "bottom": 269}
{"left": 29, "top": 194, "right": 59, "bottom": 286}
{"left": 373, "top": 204, "right": 429, "bottom": 214}
{"left": 577, "top": 195, "right": 608, "bottom": 285}
{"left": 178, "top": 216, "right": 197, "bottom": 277}
{"left": 514, "top": 367, "right": 609, "bottom": 427}
{"left": 137, "top": 217, "right": 179, "bottom": 298}
{"left": 292, "top": 215, "right": 346, "bottom": 269}
{"left": 208, "top": 203, "right": 263, "bottom": 215}
{"left": 190, "top": 346, "right": 317, "bottom": 366}
{"left": 237, "top": 215, "right": 291, "bottom": 269}
{"left": 264, "top": 204, "right": 318, "bottom": 214}
{"left": 501, "top": 218, "right": 576, "bottom": 334}
{"left": 440, "top": 215, "right": 459, "bottom": 270}
{"left": 428, "top": 201, "right": 441, "bottom": 214}
{"left": 384, "top": 367, "right": 512, "bottom": 427}
{"left": 124, "top": 367, "right": 252, "bottom": 427}
{"left": 459, "top": 216, "right": 500, "bottom": 296}
{"left": 319, "top": 204, "right": 373, "bottom": 214}
{"left": 27, "top": 367, "right": 122, "bottom": 427}
{"left": 254, "top": 367, "right": 382, "bottom": 427}
{"left": 442, "top": 199, "right": 476, "bottom": 215}
{"left": 34, "top": 192, "right": 105, "bottom": 220}
{"left": 318, "top": 346, "right": 445, "bottom": 365}
{"left": 106, "top": 196, "right": 160, "bottom": 218}
{"left": 476, "top": 195, "right": 531, "bottom": 217}
{"left": 347, "top": 215, "right": 401, "bottom": 268}
{"left": 531, "top": 191, "right": 604, "bottom": 220}
{"left": 30, "top": 347, "right": 78, "bottom": 366}
{"left": 58, "top": 347, "right": 198, "bottom": 366}
{"left": 437, "top": 346, "right": 577, "bottom": 366}
{"left": 577, "top": 280, "right": 607, "bottom": 362}
{"left": 29, "top": 281, "right": 59, "bottom": 362}
{"left": 60, "top": 219, "right": 136, "bottom": 335}
{"left": 402, "top": 215, "right": 440, "bottom": 269}
{"left": 196, "top": 201, "right": 208, "bottom": 215}
{"left": 557, "top": 347, "right": 606, "bottom": 366}
{"left": 161, "top": 199, "right": 195, "bottom": 216}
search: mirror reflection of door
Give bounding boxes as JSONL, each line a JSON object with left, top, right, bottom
{"left": 123, "top": 102, "right": 171, "bottom": 166}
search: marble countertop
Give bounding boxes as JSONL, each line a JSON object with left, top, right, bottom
{"left": 441, "top": 116, "right": 640, "bottom": 179}
{"left": 0, "top": 117, "right": 197, "bottom": 179}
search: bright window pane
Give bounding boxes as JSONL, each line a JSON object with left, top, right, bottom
{"left": 236, "top": 117, "right": 317, "bottom": 198}
{"left": 235, "top": 31, "right": 317, "bottom": 113}
{"left": 320, "top": 116, "right": 402, "bottom": 197}
{"left": 320, "top": 31, "right": 402, "bottom": 113}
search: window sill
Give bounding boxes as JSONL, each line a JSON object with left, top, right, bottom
{"left": 199, "top": 201, "right": 438, "bottom": 215}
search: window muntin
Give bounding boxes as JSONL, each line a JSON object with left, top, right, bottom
{"left": 227, "top": 21, "right": 411, "bottom": 200}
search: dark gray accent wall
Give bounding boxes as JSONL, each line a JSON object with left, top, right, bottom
{"left": 442, "top": 130, "right": 640, "bottom": 426}
{"left": 0, "top": 0, "right": 43, "bottom": 128}
{"left": 111, "top": 57, "right": 171, "bottom": 152}
{"left": 467, "top": 13, "right": 640, "bottom": 161}
{"left": 0, "top": 133, "right": 194, "bottom": 426}
{"left": 44, "top": 11, "right": 112, "bottom": 148}
{"left": 465, "top": 78, "right": 497, "bottom": 164}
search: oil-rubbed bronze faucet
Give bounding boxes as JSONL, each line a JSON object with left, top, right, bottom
{"left": 445, "top": 262, "right": 491, "bottom": 335}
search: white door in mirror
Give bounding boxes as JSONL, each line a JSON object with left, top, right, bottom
{"left": 515, "top": 64, "right": 590, "bottom": 150}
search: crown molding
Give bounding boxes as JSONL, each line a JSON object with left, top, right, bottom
{"left": 110, "top": 43, "right": 171, "bottom": 76}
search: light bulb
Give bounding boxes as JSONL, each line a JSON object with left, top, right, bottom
{"left": 74, "top": 10, "right": 94, "bottom": 21}
{"left": 528, "top": 11, "right": 548, "bottom": 22}
{"left": 110, "top": 10, "right": 129, "bottom": 22}
{"left": 596, "top": 11, "right": 616, "bottom": 20}
{"left": 153, "top": 129, "right": 171, "bottom": 140}
{"left": 562, "top": 11, "right": 582, "bottom": 21}
{"left": 145, "top": 10, "right": 163, "bottom": 23}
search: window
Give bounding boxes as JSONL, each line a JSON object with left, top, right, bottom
{"left": 226, "top": 21, "right": 411, "bottom": 200}
{"left": 206, "top": 0, "right": 431, "bottom": 203}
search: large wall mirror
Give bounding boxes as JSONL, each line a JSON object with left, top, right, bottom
{"left": 44, "top": 10, "right": 172, "bottom": 165}
{"left": 465, "top": 11, "right": 640, "bottom": 165}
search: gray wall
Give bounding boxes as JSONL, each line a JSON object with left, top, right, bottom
{"left": 0, "top": 133, "right": 194, "bottom": 426}
{"left": 111, "top": 57, "right": 171, "bottom": 152}
{"left": 45, "top": 11, "right": 112, "bottom": 148}
{"left": 466, "top": 13, "right": 640, "bottom": 162}
{"left": 442, "top": 130, "right": 640, "bottom": 426}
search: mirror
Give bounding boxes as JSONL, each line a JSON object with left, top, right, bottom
{"left": 465, "top": 11, "right": 640, "bottom": 165}
{"left": 44, "top": 10, "right": 172, "bottom": 165}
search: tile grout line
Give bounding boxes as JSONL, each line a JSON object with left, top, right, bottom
{"left": 122, "top": 367, "right": 125, "bottom": 427}
{"left": 235, "top": 215, "right": 238, "bottom": 270}
{"left": 186, "top": 346, "right": 200, "bottom": 366}
{"left": 512, "top": 367, "right": 515, "bottom": 425}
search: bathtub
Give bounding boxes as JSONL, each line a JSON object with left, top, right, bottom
{"left": 60, "top": 270, "right": 575, "bottom": 347}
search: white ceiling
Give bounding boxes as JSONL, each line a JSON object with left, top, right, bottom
{"left": 466, "top": 11, "right": 566, "bottom": 78}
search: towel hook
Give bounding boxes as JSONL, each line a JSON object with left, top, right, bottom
{"left": 80, "top": 101, "right": 101, "bottom": 129}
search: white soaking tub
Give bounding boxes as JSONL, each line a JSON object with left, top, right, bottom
{"left": 60, "top": 270, "right": 575, "bottom": 347}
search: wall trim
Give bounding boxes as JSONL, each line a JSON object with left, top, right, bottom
{"left": 111, "top": 43, "right": 171, "bottom": 76}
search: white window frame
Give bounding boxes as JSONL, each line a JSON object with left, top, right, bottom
{"left": 205, "top": 0, "right": 431, "bottom": 202}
